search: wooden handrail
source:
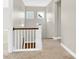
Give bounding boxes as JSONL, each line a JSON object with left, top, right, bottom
{"left": 13, "top": 27, "right": 38, "bottom": 30}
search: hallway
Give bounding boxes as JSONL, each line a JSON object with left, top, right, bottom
{"left": 4, "top": 39, "right": 74, "bottom": 59}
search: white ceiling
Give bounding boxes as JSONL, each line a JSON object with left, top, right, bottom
{"left": 22, "top": 0, "right": 52, "bottom": 7}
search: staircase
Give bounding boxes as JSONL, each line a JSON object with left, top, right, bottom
{"left": 12, "top": 26, "right": 42, "bottom": 52}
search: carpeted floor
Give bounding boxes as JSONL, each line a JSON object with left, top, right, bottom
{"left": 3, "top": 39, "right": 75, "bottom": 59}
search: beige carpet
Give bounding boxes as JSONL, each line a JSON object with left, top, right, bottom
{"left": 3, "top": 39, "right": 75, "bottom": 59}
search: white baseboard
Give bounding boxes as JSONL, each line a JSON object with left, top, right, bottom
{"left": 13, "top": 49, "right": 42, "bottom": 52}
{"left": 53, "top": 37, "right": 61, "bottom": 40}
{"left": 61, "top": 43, "right": 76, "bottom": 58}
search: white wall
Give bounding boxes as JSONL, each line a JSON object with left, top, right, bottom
{"left": 3, "top": 0, "right": 14, "bottom": 53}
{"left": 13, "top": 11, "right": 25, "bottom": 27}
{"left": 3, "top": 8, "right": 10, "bottom": 54}
{"left": 46, "top": 0, "right": 56, "bottom": 38}
{"left": 55, "top": 1, "right": 61, "bottom": 37}
{"left": 13, "top": 0, "right": 25, "bottom": 27}
{"left": 61, "top": 0, "right": 76, "bottom": 54}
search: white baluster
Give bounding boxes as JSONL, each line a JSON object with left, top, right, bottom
{"left": 14, "top": 30, "right": 16, "bottom": 49}
{"left": 16, "top": 30, "right": 18, "bottom": 49}
{"left": 24, "top": 30, "right": 25, "bottom": 49}
{"left": 34, "top": 30, "right": 36, "bottom": 48}
{"left": 18, "top": 30, "right": 19, "bottom": 49}
{"left": 19, "top": 30, "right": 21, "bottom": 49}
{"left": 27, "top": 30, "right": 28, "bottom": 49}
{"left": 21, "top": 30, "right": 22, "bottom": 49}
{"left": 17, "top": 30, "right": 18, "bottom": 49}
{"left": 30, "top": 30, "right": 32, "bottom": 49}
{"left": 13, "top": 30, "right": 15, "bottom": 49}
{"left": 22, "top": 30, "right": 24, "bottom": 48}
{"left": 33, "top": 30, "right": 34, "bottom": 48}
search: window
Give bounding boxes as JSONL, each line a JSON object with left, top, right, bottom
{"left": 26, "top": 11, "right": 34, "bottom": 19}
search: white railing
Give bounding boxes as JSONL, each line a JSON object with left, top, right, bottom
{"left": 13, "top": 26, "right": 42, "bottom": 51}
